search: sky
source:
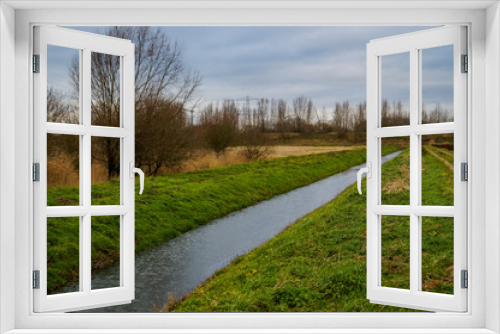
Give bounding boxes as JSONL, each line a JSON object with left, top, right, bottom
{"left": 48, "top": 26, "right": 454, "bottom": 116}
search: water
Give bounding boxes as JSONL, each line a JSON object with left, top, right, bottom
{"left": 79, "top": 151, "right": 401, "bottom": 312}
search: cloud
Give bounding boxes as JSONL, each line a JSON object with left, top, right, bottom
{"left": 53, "top": 25, "right": 453, "bottom": 112}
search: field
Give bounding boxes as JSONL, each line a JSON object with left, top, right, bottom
{"left": 47, "top": 143, "right": 365, "bottom": 188}
{"left": 180, "top": 145, "right": 364, "bottom": 172}
{"left": 168, "top": 144, "right": 454, "bottom": 312}
{"left": 46, "top": 146, "right": 398, "bottom": 293}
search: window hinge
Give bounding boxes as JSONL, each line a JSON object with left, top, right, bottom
{"left": 461, "top": 162, "right": 468, "bottom": 181}
{"left": 461, "top": 54, "right": 468, "bottom": 73}
{"left": 33, "top": 270, "right": 40, "bottom": 289}
{"left": 33, "top": 163, "right": 40, "bottom": 182}
{"left": 33, "top": 54, "right": 40, "bottom": 73}
{"left": 461, "top": 270, "right": 468, "bottom": 289}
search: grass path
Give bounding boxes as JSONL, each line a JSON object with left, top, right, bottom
{"left": 424, "top": 146, "right": 454, "bottom": 171}
{"left": 170, "top": 146, "right": 454, "bottom": 312}
{"left": 47, "top": 147, "right": 398, "bottom": 293}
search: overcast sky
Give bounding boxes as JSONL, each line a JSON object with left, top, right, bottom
{"left": 49, "top": 26, "right": 453, "bottom": 114}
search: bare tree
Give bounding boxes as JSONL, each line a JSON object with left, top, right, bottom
{"left": 200, "top": 101, "right": 239, "bottom": 156}
{"left": 240, "top": 127, "right": 273, "bottom": 161}
{"left": 276, "top": 99, "right": 288, "bottom": 133}
{"left": 70, "top": 27, "right": 202, "bottom": 177}
{"left": 256, "top": 98, "right": 269, "bottom": 132}
{"left": 354, "top": 102, "right": 366, "bottom": 132}
{"left": 293, "top": 96, "right": 310, "bottom": 133}
{"left": 332, "top": 101, "right": 351, "bottom": 133}
{"left": 47, "top": 87, "right": 79, "bottom": 124}
{"left": 135, "top": 100, "right": 194, "bottom": 175}
{"left": 422, "top": 103, "right": 453, "bottom": 124}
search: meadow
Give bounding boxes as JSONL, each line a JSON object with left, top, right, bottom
{"left": 168, "top": 144, "right": 454, "bottom": 312}
{"left": 47, "top": 146, "right": 399, "bottom": 293}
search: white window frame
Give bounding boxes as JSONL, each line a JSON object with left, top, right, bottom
{"left": 1, "top": 1, "right": 499, "bottom": 333}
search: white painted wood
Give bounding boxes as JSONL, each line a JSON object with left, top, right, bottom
{"left": 33, "top": 26, "right": 135, "bottom": 313}
{"left": 366, "top": 25, "right": 467, "bottom": 312}
{"left": 82, "top": 46, "right": 92, "bottom": 297}
{"left": 0, "top": 2, "right": 17, "bottom": 333}
{"left": 485, "top": 3, "right": 500, "bottom": 332}
{"left": 10, "top": 6, "right": 488, "bottom": 333}
{"left": 46, "top": 123, "right": 130, "bottom": 138}
{"left": 372, "top": 206, "right": 455, "bottom": 217}
{"left": 3, "top": 0, "right": 497, "bottom": 10}
{"left": 372, "top": 122, "right": 455, "bottom": 138}
{"left": 409, "top": 45, "right": 420, "bottom": 297}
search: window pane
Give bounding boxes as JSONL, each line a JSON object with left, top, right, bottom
{"left": 47, "top": 45, "right": 80, "bottom": 124}
{"left": 381, "top": 52, "right": 410, "bottom": 127}
{"left": 47, "top": 217, "right": 80, "bottom": 295}
{"left": 421, "top": 217, "right": 454, "bottom": 294}
{"left": 91, "top": 52, "right": 121, "bottom": 127}
{"left": 381, "top": 215, "right": 410, "bottom": 290}
{"left": 421, "top": 45, "right": 454, "bottom": 124}
{"left": 92, "top": 216, "right": 121, "bottom": 290}
{"left": 381, "top": 137, "right": 410, "bottom": 205}
{"left": 91, "top": 137, "right": 121, "bottom": 205}
{"left": 421, "top": 134, "right": 454, "bottom": 206}
{"left": 47, "top": 133, "right": 80, "bottom": 206}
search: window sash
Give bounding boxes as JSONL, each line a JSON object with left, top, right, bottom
{"left": 366, "top": 26, "right": 467, "bottom": 312}
{"left": 32, "top": 25, "right": 136, "bottom": 313}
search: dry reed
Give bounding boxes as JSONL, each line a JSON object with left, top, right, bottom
{"left": 47, "top": 154, "right": 111, "bottom": 188}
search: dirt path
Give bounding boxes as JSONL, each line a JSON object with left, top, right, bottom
{"left": 265, "top": 145, "right": 365, "bottom": 158}
{"left": 424, "top": 146, "right": 454, "bottom": 171}
{"left": 432, "top": 146, "right": 454, "bottom": 159}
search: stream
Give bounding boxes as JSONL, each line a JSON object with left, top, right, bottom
{"left": 77, "top": 151, "right": 401, "bottom": 312}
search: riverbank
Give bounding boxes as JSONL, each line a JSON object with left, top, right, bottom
{"left": 47, "top": 147, "right": 399, "bottom": 293}
{"left": 169, "top": 146, "right": 453, "bottom": 312}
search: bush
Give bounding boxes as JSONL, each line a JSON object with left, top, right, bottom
{"left": 240, "top": 128, "right": 273, "bottom": 161}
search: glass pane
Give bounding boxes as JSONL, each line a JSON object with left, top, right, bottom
{"left": 91, "top": 137, "right": 121, "bottom": 205}
{"left": 381, "top": 137, "right": 410, "bottom": 205}
{"left": 91, "top": 52, "right": 121, "bottom": 127}
{"left": 421, "top": 217, "right": 454, "bottom": 294}
{"left": 47, "top": 133, "right": 80, "bottom": 206}
{"left": 47, "top": 217, "right": 80, "bottom": 295}
{"left": 421, "top": 134, "right": 454, "bottom": 206}
{"left": 381, "top": 52, "right": 410, "bottom": 127}
{"left": 421, "top": 45, "right": 454, "bottom": 124}
{"left": 47, "top": 45, "right": 80, "bottom": 124}
{"left": 381, "top": 215, "right": 410, "bottom": 289}
{"left": 92, "top": 216, "right": 121, "bottom": 290}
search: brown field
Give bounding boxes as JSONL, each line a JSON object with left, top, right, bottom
{"left": 179, "top": 145, "right": 364, "bottom": 173}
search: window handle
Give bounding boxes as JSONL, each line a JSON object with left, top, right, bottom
{"left": 129, "top": 162, "right": 145, "bottom": 195}
{"left": 357, "top": 162, "right": 371, "bottom": 195}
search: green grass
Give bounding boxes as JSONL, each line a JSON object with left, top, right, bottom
{"left": 170, "top": 145, "right": 454, "bottom": 312}
{"left": 46, "top": 147, "right": 398, "bottom": 293}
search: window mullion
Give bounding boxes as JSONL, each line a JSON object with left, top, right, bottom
{"left": 409, "top": 47, "right": 420, "bottom": 294}
{"left": 82, "top": 48, "right": 92, "bottom": 294}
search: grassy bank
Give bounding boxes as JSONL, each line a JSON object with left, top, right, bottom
{"left": 170, "top": 145, "right": 454, "bottom": 312}
{"left": 47, "top": 147, "right": 399, "bottom": 293}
